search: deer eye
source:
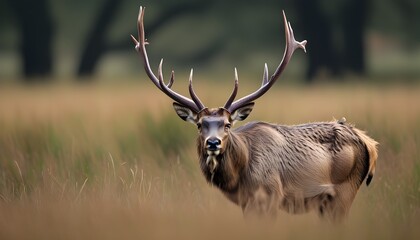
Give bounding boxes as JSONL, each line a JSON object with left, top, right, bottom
{"left": 225, "top": 123, "right": 231, "bottom": 131}
{"left": 197, "top": 123, "right": 202, "bottom": 130}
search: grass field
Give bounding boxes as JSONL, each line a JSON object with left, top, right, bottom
{"left": 0, "top": 80, "right": 419, "bottom": 239}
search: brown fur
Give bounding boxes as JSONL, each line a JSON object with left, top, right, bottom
{"left": 196, "top": 115, "right": 378, "bottom": 221}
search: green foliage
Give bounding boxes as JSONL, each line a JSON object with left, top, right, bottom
{"left": 115, "top": 127, "right": 140, "bottom": 157}
{"left": 412, "top": 161, "right": 420, "bottom": 203}
{"left": 140, "top": 112, "right": 195, "bottom": 166}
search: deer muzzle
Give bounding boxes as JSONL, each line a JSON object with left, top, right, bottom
{"left": 206, "top": 137, "right": 221, "bottom": 155}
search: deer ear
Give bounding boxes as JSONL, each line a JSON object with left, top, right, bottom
{"left": 230, "top": 102, "right": 254, "bottom": 124}
{"left": 173, "top": 102, "right": 198, "bottom": 124}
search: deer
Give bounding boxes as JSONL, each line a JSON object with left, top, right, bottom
{"left": 130, "top": 6, "right": 378, "bottom": 221}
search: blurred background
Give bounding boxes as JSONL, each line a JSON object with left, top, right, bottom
{"left": 1, "top": 0, "right": 419, "bottom": 83}
{"left": 0, "top": 1, "right": 419, "bottom": 239}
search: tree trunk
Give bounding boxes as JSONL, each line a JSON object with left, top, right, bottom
{"left": 8, "top": 0, "right": 54, "bottom": 81}
{"left": 340, "top": 0, "right": 369, "bottom": 74}
{"left": 295, "top": 0, "right": 340, "bottom": 82}
{"left": 76, "top": 0, "right": 121, "bottom": 79}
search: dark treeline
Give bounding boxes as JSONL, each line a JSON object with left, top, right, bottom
{"left": 1, "top": 0, "right": 419, "bottom": 83}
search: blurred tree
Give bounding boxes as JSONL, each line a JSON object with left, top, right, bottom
{"left": 76, "top": 0, "right": 122, "bottom": 78}
{"left": 295, "top": 0, "right": 340, "bottom": 80}
{"left": 394, "top": 0, "right": 420, "bottom": 45}
{"left": 6, "top": 0, "right": 54, "bottom": 81}
{"left": 2, "top": 0, "right": 417, "bottom": 81}
{"left": 340, "top": 0, "right": 370, "bottom": 75}
{"left": 295, "top": 0, "right": 370, "bottom": 81}
{"left": 76, "top": 0, "right": 213, "bottom": 80}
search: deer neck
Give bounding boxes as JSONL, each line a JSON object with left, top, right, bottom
{"left": 197, "top": 131, "right": 249, "bottom": 193}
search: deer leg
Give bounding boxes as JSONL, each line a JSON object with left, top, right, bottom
{"left": 318, "top": 193, "right": 335, "bottom": 219}
{"left": 316, "top": 182, "right": 359, "bottom": 222}
{"left": 242, "top": 187, "right": 279, "bottom": 219}
{"left": 330, "top": 182, "right": 359, "bottom": 222}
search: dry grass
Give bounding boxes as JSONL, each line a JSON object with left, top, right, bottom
{"left": 0, "top": 81, "right": 419, "bottom": 239}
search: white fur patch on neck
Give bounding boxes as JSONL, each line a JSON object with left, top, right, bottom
{"left": 206, "top": 155, "right": 218, "bottom": 174}
{"left": 207, "top": 150, "right": 220, "bottom": 156}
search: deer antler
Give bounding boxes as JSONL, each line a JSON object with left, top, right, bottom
{"left": 224, "top": 11, "right": 307, "bottom": 113}
{"left": 131, "top": 6, "right": 205, "bottom": 113}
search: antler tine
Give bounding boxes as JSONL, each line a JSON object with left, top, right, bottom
{"left": 227, "top": 10, "right": 306, "bottom": 113}
{"left": 131, "top": 6, "right": 203, "bottom": 113}
{"left": 223, "top": 68, "right": 239, "bottom": 110}
{"left": 158, "top": 58, "right": 164, "bottom": 82}
{"left": 158, "top": 59, "right": 174, "bottom": 88}
{"left": 262, "top": 63, "right": 269, "bottom": 87}
{"left": 188, "top": 69, "right": 205, "bottom": 110}
{"left": 270, "top": 12, "right": 306, "bottom": 82}
{"left": 168, "top": 70, "right": 174, "bottom": 88}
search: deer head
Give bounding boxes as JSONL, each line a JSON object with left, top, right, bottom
{"left": 131, "top": 6, "right": 306, "bottom": 159}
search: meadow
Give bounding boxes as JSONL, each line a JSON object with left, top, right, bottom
{"left": 0, "top": 80, "right": 419, "bottom": 239}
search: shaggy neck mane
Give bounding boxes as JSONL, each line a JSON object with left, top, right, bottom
{"left": 197, "top": 131, "right": 249, "bottom": 193}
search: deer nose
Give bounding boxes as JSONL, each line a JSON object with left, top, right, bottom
{"left": 206, "top": 138, "right": 221, "bottom": 150}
